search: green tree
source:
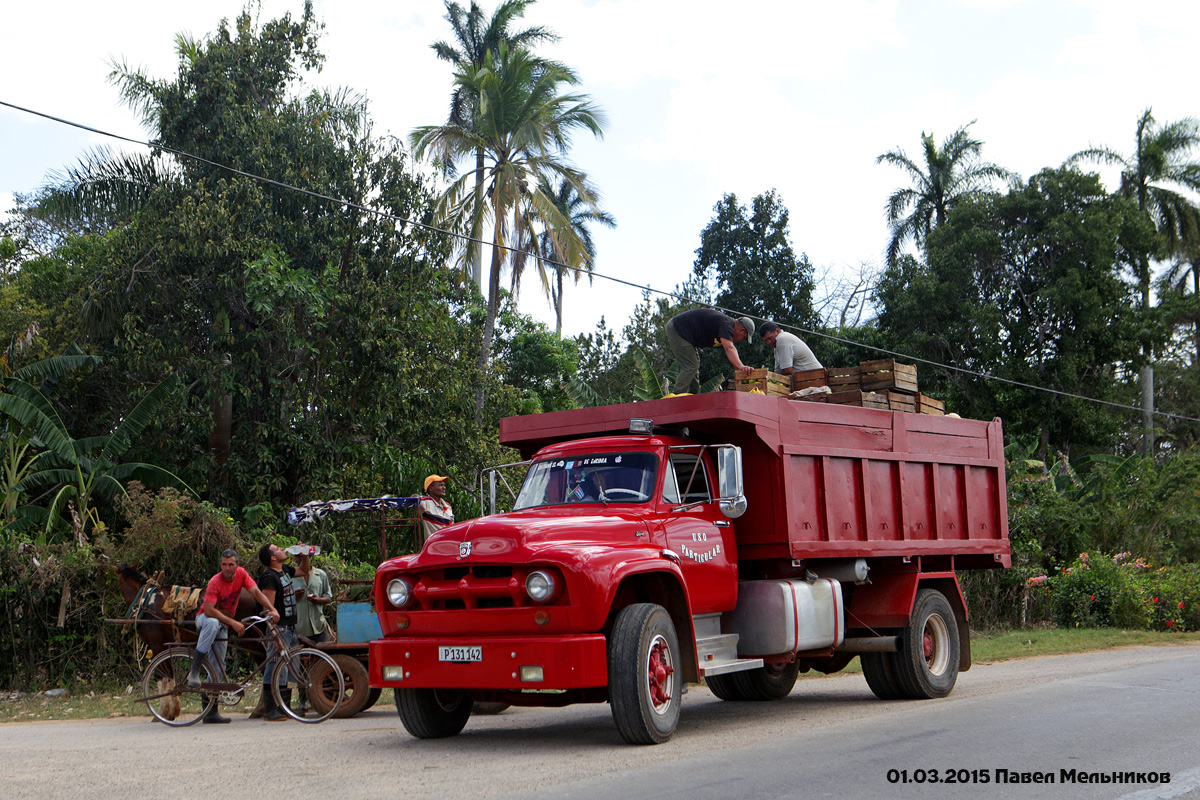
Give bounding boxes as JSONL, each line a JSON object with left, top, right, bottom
{"left": 430, "top": 0, "right": 558, "bottom": 292}
{"left": 693, "top": 191, "right": 818, "bottom": 333}
{"left": 876, "top": 168, "right": 1158, "bottom": 457}
{"left": 410, "top": 40, "right": 606, "bottom": 419}
{"left": 877, "top": 122, "right": 1013, "bottom": 266}
{"left": 1069, "top": 109, "right": 1200, "bottom": 451}
{"left": 17, "top": 5, "right": 512, "bottom": 527}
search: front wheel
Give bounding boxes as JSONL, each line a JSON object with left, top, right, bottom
{"left": 893, "top": 589, "right": 960, "bottom": 699}
{"left": 609, "top": 603, "right": 681, "bottom": 745}
{"left": 273, "top": 647, "right": 343, "bottom": 723}
{"left": 395, "top": 688, "right": 473, "bottom": 738}
{"left": 141, "top": 650, "right": 214, "bottom": 726}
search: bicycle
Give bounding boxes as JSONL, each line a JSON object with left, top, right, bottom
{"left": 139, "top": 614, "right": 345, "bottom": 726}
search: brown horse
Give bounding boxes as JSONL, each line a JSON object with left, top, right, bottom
{"left": 115, "top": 563, "right": 263, "bottom": 658}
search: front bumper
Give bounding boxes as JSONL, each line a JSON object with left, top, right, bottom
{"left": 369, "top": 634, "right": 609, "bottom": 690}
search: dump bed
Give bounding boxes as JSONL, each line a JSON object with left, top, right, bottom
{"left": 500, "top": 392, "right": 1010, "bottom": 569}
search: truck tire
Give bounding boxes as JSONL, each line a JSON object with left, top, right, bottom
{"left": 861, "top": 652, "right": 905, "bottom": 700}
{"left": 732, "top": 661, "right": 799, "bottom": 700}
{"left": 893, "top": 589, "right": 960, "bottom": 699}
{"left": 395, "top": 688, "right": 473, "bottom": 738}
{"left": 608, "top": 603, "right": 681, "bottom": 744}
{"left": 704, "top": 673, "right": 745, "bottom": 701}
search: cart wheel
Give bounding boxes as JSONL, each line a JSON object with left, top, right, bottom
{"left": 307, "top": 654, "right": 370, "bottom": 718}
{"left": 274, "top": 647, "right": 343, "bottom": 723}
{"left": 141, "top": 650, "right": 214, "bottom": 726}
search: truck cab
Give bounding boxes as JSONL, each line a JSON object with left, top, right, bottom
{"left": 370, "top": 392, "right": 1010, "bottom": 744}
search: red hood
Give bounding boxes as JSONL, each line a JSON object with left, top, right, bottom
{"left": 382, "top": 507, "right": 653, "bottom": 571}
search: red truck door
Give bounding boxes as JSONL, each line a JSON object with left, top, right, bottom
{"left": 657, "top": 450, "right": 738, "bottom": 614}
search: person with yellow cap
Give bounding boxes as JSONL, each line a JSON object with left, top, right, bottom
{"left": 419, "top": 474, "right": 454, "bottom": 544}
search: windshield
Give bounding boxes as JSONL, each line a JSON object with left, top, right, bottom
{"left": 513, "top": 452, "right": 659, "bottom": 509}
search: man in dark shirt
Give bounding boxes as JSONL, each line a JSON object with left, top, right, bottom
{"left": 257, "top": 543, "right": 300, "bottom": 721}
{"left": 665, "top": 309, "right": 756, "bottom": 394}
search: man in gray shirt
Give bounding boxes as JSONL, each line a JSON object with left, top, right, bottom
{"left": 759, "top": 321, "right": 822, "bottom": 375}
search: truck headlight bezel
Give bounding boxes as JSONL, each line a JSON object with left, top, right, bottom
{"left": 387, "top": 577, "right": 413, "bottom": 609}
{"left": 525, "top": 570, "right": 557, "bottom": 604}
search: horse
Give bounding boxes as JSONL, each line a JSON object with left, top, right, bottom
{"left": 114, "top": 563, "right": 263, "bottom": 658}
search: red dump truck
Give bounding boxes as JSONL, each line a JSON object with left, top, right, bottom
{"left": 369, "top": 392, "right": 1010, "bottom": 744}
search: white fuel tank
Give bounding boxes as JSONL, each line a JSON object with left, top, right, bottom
{"left": 721, "top": 578, "right": 844, "bottom": 656}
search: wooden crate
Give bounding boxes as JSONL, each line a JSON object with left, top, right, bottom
{"left": 916, "top": 393, "right": 945, "bottom": 416}
{"left": 732, "top": 368, "right": 792, "bottom": 397}
{"left": 826, "top": 365, "right": 862, "bottom": 390}
{"left": 826, "top": 389, "right": 889, "bottom": 409}
{"left": 860, "top": 359, "right": 918, "bottom": 393}
{"left": 791, "top": 368, "right": 828, "bottom": 391}
{"left": 887, "top": 391, "right": 917, "bottom": 412}
{"left": 790, "top": 391, "right": 827, "bottom": 403}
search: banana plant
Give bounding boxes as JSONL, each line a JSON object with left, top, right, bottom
{"left": 1, "top": 368, "right": 189, "bottom": 540}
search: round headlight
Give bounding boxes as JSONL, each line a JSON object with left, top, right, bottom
{"left": 387, "top": 577, "right": 412, "bottom": 609}
{"left": 525, "top": 570, "right": 556, "bottom": 603}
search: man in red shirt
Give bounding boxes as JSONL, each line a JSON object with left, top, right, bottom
{"left": 187, "top": 549, "right": 279, "bottom": 723}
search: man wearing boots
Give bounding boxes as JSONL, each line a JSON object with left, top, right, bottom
{"left": 257, "top": 542, "right": 300, "bottom": 721}
{"left": 189, "top": 549, "right": 279, "bottom": 723}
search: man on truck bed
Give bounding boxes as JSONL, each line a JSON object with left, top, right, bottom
{"left": 758, "top": 321, "right": 822, "bottom": 375}
{"left": 665, "top": 308, "right": 755, "bottom": 394}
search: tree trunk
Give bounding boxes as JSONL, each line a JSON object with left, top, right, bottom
{"left": 472, "top": 148, "right": 486, "bottom": 293}
{"left": 1141, "top": 261, "right": 1155, "bottom": 456}
{"left": 555, "top": 266, "right": 564, "bottom": 336}
{"left": 475, "top": 211, "right": 506, "bottom": 422}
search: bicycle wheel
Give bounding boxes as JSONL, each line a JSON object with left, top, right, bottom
{"left": 141, "top": 650, "right": 215, "bottom": 727}
{"left": 272, "top": 647, "right": 343, "bottom": 723}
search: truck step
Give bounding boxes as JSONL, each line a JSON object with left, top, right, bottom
{"left": 699, "top": 657, "right": 765, "bottom": 677}
{"left": 694, "top": 618, "right": 764, "bottom": 676}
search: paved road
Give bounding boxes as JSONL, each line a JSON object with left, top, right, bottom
{"left": 3, "top": 644, "right": 1198, "bottom": 800}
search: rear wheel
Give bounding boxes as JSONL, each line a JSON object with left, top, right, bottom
{"left": 609, "top": 603, "right": 681, "bottom": 745}
{"left": 705, "top": 672, "right": 745, "bottom": 701}
{"left": 141, "top": 650, "right": 214, "bottom": 726}
{"left": 893, "top": 589, "right": 960, "bottom": 699}
{"left": 395, "top": 688, "right": 473, "bottom": 738}
{"left": 733, "top": 661, "right": 799, "bottom": 700}
{"left": 274, "top": 647, "right": 343, "bottom": 722}
{"left": 861, "top": 652, "right": 905, "bottom": 700}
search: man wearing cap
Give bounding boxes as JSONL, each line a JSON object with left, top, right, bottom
{"left": 758, "top": 321, "right": 822, "bottom": 375}
{"left": 290, "top": 543, "right": 332, "bottom": 714}
{"left": 419, "top": 475, "right": 454, "bottom": 544}
{"left": 665, "top": 308, "right": 755, "bottom": 395}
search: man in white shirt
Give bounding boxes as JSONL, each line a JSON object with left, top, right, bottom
{"left": 419, "top": 474, "right": 454, "bottom": 544}
{"left": 759, "top": 321, "right": 822, "bottom": 375}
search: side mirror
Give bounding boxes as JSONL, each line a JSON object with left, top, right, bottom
{"left": 715, "top": 445, "right": 747, "bottom": 519}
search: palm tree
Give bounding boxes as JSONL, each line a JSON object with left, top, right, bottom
{"left": 523, "top": 175, "right": 615, "bottom": 335}
{"left": 1069, "top": 108, "right": 1200, "bottom": 452}
{"left": 411, "top": 41, "right": 606, "bottom": 418}
{"left": 431, "top": 0, "right": 558, "bottom": 292}
{"left": 877, "top": 122, "right": 1013, "bottom": 265}
{"left": 1069, "top": 108, "right": 1200, "bottom": 310}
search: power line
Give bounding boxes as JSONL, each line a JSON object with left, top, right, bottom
{"left": 4, "top": 98, "right": 1198, "bottom": 425}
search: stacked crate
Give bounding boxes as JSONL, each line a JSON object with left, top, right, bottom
{"left": 731, "top": 368, "right": 792, "bottom": 397}
{"left": 789, "top": 359, "right": 945, "bottom": 415}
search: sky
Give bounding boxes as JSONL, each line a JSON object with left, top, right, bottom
{"left": 3, "top": 0, "right": 1200, "bottom": 339}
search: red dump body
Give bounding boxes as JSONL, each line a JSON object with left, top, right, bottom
{"left": 499, "top": 392, "right": 1010, "bottom": 570}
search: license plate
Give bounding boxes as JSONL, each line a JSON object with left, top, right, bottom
{"left": 439, "top": 646, "right": 482, "bottom": 663}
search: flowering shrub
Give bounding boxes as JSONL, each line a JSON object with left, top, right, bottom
{"left": 1046, "top": 552, "right": 1199, "bottom": 631}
